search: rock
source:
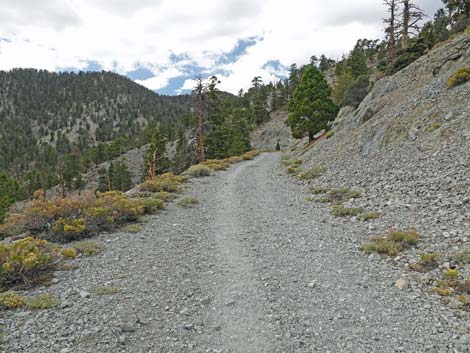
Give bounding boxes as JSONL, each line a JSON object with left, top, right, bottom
{"left": 395, "top": 278, "right": 409, "bottom": 290}
{"left": 79, "top": 290, "right": 91, "bottom": 299}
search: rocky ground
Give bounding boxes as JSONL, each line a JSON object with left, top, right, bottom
{"left": 2, "top": 153, "right": 469, "bottom": 353}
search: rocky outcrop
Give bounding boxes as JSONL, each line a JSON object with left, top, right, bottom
{"left": 295, "top": 31, "right": 470, "bottom": 253}
{"left": 251, "top": 110, "right": 295, "bottom": 150}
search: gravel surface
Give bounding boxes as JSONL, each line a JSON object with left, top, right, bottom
{"left": 2, "top": 153, "right": 468, "bottom": 353}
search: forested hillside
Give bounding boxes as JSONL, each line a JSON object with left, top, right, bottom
{"left": 0, "top": 69, "right": 191, "bottom": 177}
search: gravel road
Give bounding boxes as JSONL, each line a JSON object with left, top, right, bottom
{"left": 2, "top": 153, "right": 466, "bottom": 353}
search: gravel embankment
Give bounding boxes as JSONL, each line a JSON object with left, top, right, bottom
{"left": 2, "top": 153, "right": 468, "bottom": 353}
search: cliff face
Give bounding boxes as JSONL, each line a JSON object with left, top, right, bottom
{"left": 291, "top": 32, "right": 470, "bottom": 254}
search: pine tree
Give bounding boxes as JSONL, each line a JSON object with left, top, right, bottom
{"left": 144, "top": 127, "right": 169, "bottom": 179}
{"left": 288, "top": 65, "right": 338, "bottom": 142}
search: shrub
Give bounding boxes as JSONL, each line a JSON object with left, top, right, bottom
{"left": 0, "top": 291, "right": 26, "bottom": 309}
{"left": 61, "top": 248, "right": 77, "bottom": 260}
{"left": 287, "top": 165, "right": 301, "bottom": 174}
{"left": 0, "top": 214, "right": 27, "bottom": 239}
{"left": 448, "top": 67, "right": 470, "bottom": 88}
{"left": 73, "top": 241, "right": 104, "bottom": 256}
{"left": 299, "top": 167, "right": 324, "bottom": 180}
{"left": 224, "top": 156, "right": 244, "bottom": 164}
{"left": 202, "top": 159, "right": 230, "bottom": 171}
{"left": 0, "top": 237, "right": 58, "bottom": 288}
{"left": 26, "top": 293, "right": 60, "bottom": 309}
{"left": 410, "top": 253, "right": 439, "bottom": 272}
{"left": 361, "top": 238, "right": 403, "bottom": 256}
{"left": 317, "top": 188, "right": 361, "bottom": 203}
{"left": 95, "top": 286, "right": 120, "bottom": 295}
{"left": 241, "top": 150, "right": 261, "bottom": 160}
{"left": 52, "top": 218, "right": 86, "bottom": 241}
{"left": 308, "top": 187, "right": 331, "bottom": 194}
{"left": 324, "top": 130, "right": 335, "bottom": 139}
{"left": 140, "top": 173, "right": 182, "bottom": 193}
{"left": 386, "top": 230, "right": 420, "bottom": 246}
{"left": 331, "top": 205, "right": 363, "bottom": 217}
{"left": 183, "top": 164, "right": 212, "bottom": 178}
{"left": 125, "top": 224, "right": 142, "bottom": 234}
{"left": 138, "top": 198, "right": 165, "bottom": 214}
{"left": 425, "top": 122, "right": 442, "bottom": 133}
{"left": 178, "top": 197, "right": 199, "bottom": 208}
{"left": 357, "top": 212, "right": 382, "bottom": 221}
{"left": 155, "top": 192, "right": 175, "bottom": 202}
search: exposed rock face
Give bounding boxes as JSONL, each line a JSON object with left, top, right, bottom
{"left": 251, "top": 110, "right": 296, "bottom": 151}
{"left": 294, "top": 32, "right": 470, "bottom": 253}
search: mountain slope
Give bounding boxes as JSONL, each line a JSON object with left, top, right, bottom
{"left": 0, "top": 69, "right": 191, "bottom": 174}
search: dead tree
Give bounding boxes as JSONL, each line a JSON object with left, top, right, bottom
{"left": 148, "top": 147, "right": 158, "bottom": 180}
{"left": 383, "top": 0, "right": 400, "bottom": 58}
{"left": 401, "top": 0, "right": 426, "bottom": 49}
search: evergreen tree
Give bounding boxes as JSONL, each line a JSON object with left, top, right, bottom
{"left": 0, "top": 171, "right": 25, "bottom": 222}
{"left": 144, "top": 127, "right": 169, "bottom": 179}
{"left": 288, "top": 65, "right": 338, "bottom": 142}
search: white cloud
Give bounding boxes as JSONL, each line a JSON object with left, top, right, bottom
{"left": 0, "top": 0, "right": 444, "bottom": 93}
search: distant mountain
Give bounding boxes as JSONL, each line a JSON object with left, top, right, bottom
{"left": 0, "top": 69, "right": 191, "bottom": 175}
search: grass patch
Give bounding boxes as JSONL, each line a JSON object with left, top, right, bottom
{"left": 140, "top": 173, "right": 183, "bottom": 193}
{"left": 314, "top": 187, "right": 361, "bottom": 203}
{"left": 361, "top": 229, "right": 420, "bottom": 256}
{"left": 26, "top": 293, "right": 60, "bottom": 309}
{"left": 410, "top": 253, "right": 440, "bottom": 272}
{"left": 241, "top": 150, "right": 261, "bottom": 160}
{"left": 177, "top": 197, "right": 199, "bottom": 208}
{"left": 124, "top": 224, "right": 142, "bottom": 234}
{"left": 308, "top": 186, "right": 331, "bottom": 194}
{"left": 95, "top": 286, "right": 120, "bottom": 295}
{"left": 452, "top": 251, "right": 470, "bottom": 264}
{"left": 448, "top": 67, "right": 470, "bottom": 88}
{"left": 201, "top": 159, "right": 230, "bottom": 171}
{"left": 331, "top": 205, "right": 363, "bottom": 217}
{"left": 357, "top": 212, "right": 382, "bottom": 221}
{"left": 287, "top": 165, "right": 301, "bottom": 175}
{"left": 299, "top": 167, "right": 324, "bottom": 180}
{"left": 425, "top": 122, "right": 442, "bottom": 133}
{"left": 324, "top": 130, "right": 335, "bottom": 139}
{"left": 73, "top": 241, "right": 104, "bottom": 256}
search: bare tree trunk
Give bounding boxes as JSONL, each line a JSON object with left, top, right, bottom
{"left": 195, "top": 78, "right": 205, "bottom": 163}
{"left": 402, "top": 0, "right": 410, "bottom": 49}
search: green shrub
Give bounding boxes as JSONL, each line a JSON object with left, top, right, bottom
{"left": 324, "top": 130, "right": 335, "bottom": 139}
{"left": 331, "top": 205, "right": 363, "bottom": 217}
{"left": 178, "top": 197, "right": 199, "bottom": 208}
{"left": 453, "top": 251, "right": 470, "bottom": 264}
{"left": 26, "top": 293, "right": 60, "bottom": 309}
{"left": 138, "top": 198, "right": 165, "bottom": 213}
{"left": 309, "top": 187, "right": 331, "bottom": 194}
{"left": 287, "top": 165, "right": 301, "bottom": 175}
{"left": 202, "top": 159, "right": 230, "bottom": 171}
{"left": 241, "top": 150, "right": 261, "bottom": 160}
{"left": 73, "top": 241, "right": 104, "bottom": 256}
{"left": 319, "top": 188, "right": 361, "bottom": 203}
{"left": 183, "top": 164, "right": 212, "bottom": 177}
{"left": 448, "top": 67, "right": 470, "bottom": 88}
{"left": 0, "top": 237, "right": 58, "bottom": 288}
{"left": 61, "top": 248, "right": 77, "bottom": 259}
{"left": 410, "top": 253, "right": 439, "bottom": 272}
{"left": 357, "top": 212, "right": 382, "bottom": 221}
{"left": 425, "top": 122, "right": 442, "bottom": 133}
{"left": 299, "top": 167, "right": 324, "bottom": 180}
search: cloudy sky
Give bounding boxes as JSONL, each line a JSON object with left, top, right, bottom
{"left": 0, "top": 0, "right": 442, "bottom": 95}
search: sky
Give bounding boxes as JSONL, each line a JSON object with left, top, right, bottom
{"left": 0, "top": 0, "right": 442, "bottom": 95}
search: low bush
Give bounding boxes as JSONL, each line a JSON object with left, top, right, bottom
{"left": 357, "top": 212, "right": 382, "bottom": 221}
{"left": 287, "top": 165, "right": 301, "bottom": 175}
{"left": 448, "top": 67, "right": 470, "bottom": 88}
{"left": 308, "top": 187, "right": 331, "bottom": 194}
{"left": 0, "top": 237, "right": 59, "bottom": 288}
{"left": 410, "top": 253, "right": 439, "bottom": 272}
{"left": 61, "top": 248, "right": 77, "bottom": 260}
{"left": 140, "top": 173, "right": 183, "bottom": 193}
{"left": 453, "top": 251, "right": 470, "bottom": 264}
{"left": 26, "top": 293, "right": 60, "bottom": 309}
{"left": 316, "top": 188, "right": 361, "bottom": 203}
{"left": 0, "top": 291, "right": 26, "bottom": 309}
{"left": 324, "top": 130, "right": 335, "bottom": 139}
{"left": 299, "top": 167, "right": 324, "bottom": 180}
{"left": 124, "top": 224, "right": 142, "bottom": 234}
{"left": 0, "top": 191, "right": 161, "bottom": 242}
{"left": 178, "top": 197, "right": 199, "bottom": 208}
{"left": 202, "top": 159, "right": 230, "bottom": 171}
{"left": 425, "top": 122, "right": 442, "bottom": 133}
{"left": 183, "top": 164, "right": 212, "bottom": 178}
{"left": 241, "top": 150, "right": 261, "bottom": 160}
{"left": 224, "top": 156, "right": 243, "bottom": 164}
{"left": 73, "top": 241, "right": 104, "bottom": 256}
{"left": 331, "top": 205, "right": 363, "bottom": 217}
